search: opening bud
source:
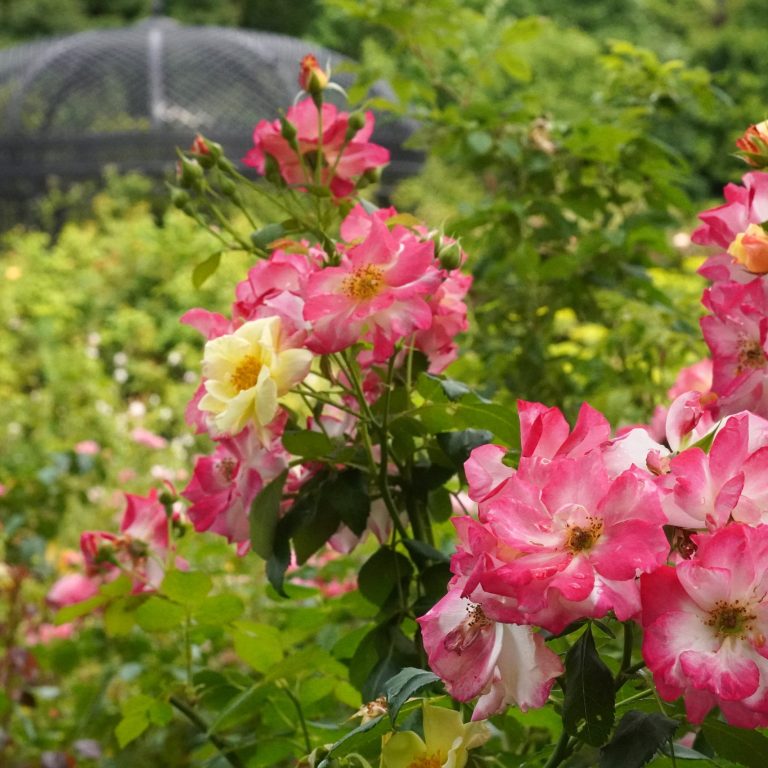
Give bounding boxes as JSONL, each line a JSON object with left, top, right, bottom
{"left": 298, "top": 54, "right": 329, "bottom": 97}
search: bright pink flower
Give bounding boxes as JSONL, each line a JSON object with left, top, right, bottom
{"left": 468, "top": 450, "right": 669, "bottom": 633}
{"left": 418, "top": 587, "right": 562, "bottom": 720}
{"left": 232, "top": 247, "right": 320, "bottom": 342}
{"left": 47, "top": 573, "right": 99, "bottom": 608}
{"left": 668, "top": 359, "right": 714, "bottom": 400}
{"left": 664, "top": 390, "right": 718, "bottom": 452}
{"left": 303, "top": 217, "right": 441, "bottom": 360}
{"left": 701, "top": 279, "right": 768, "bottom": 419}
{"left": 339, "top": 203, "right": 398, "bottom": 242}
{"left": 658, "top": 413, "right": 768, "bottom": 530}
{"left": 243, "top": 98, "right": 390, "bottom": 198}
{"left": 693, "top": 172, "right": 768, "bottom": 249}
{"left": 641, "top": 523, "right": 768, "bottom": 728}
{"left": 518, "top": 400, "right": 611, "bottom": 462}
{"left": 414, "top": 269, "right": 472, "bottom": 373}
{"left": 183, "top": 425, "right": 288, "bottom": 551}
{"left": 694, "top": 173, "right": 768, "bottom": 283}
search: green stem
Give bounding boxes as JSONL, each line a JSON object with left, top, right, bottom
{"left": 169, "top": 695, "right": 245, "bottom": 768}
{"left": 281, "top": 685, "right": 311, "bottom": 755}
{"left": 378, "top": 356, "right": 410, "bottom": 542}
{"left": 543, "top": 730, "right": 573, "bottom": 768}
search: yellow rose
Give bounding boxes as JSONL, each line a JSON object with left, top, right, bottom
{"left": 199, "top": 316, "right": 313, "bottom": 438}
{"left": 380, "top": 704, "right": 490, "bottom": 768}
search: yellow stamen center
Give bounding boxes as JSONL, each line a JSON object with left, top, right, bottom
{"left": 705, "top": 599, "right": 756, "bottom": 638}
{"left": 342, "top": 264, "right": 384, "bottom": 300}
{"left": 566, "top": 517, "right": 603, "bottom": 553}
{"left": 230, "top": 354, "right": 262, "bottom": 392}
{"left": 408, "top": 753, "right": 444, "bottom": 768}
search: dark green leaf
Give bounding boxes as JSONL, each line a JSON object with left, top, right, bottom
{"left": 281, "top": 430, "right": 333, "bottom": 459}
{"left": 192, "top": 251, "right": 221, "bottom": 288}
{"left": 600, "top": 710, "right": 677, "bottom": 768}
{"left": 320, "top": 469, "right": 370, "bottom": 536}
{"left": 702, "top": 720, "right": 768, "bottom": 768}
{"left": 436, "top": 429, "right": 493, "bottom": 468}
{"left": 402, "top": 538, "right": 449, "bottom": 564}
{"left": 563, "top": 625, "right": 615, "bottom": 746}
{"left": 358, "top": 547, "right": 413, "bottom": 608}
{"left": 250, "top": 223, "right": 285, "bottom": 250}
{"left": 427, "top": 487, "right": 453, "bottom": 522}
{"left": 249, "top": 470, "right": 288, "bottom": 560}
{"left": 384, "top": 667, "right": 440, "bottom": 723}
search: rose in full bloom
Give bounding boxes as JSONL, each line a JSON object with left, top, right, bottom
{"left": 641, "top": 523, "right": 768, "bottom": 728}
{"left": 183, "top": 425, "right": 288, "bottom": 554}
{"left": 380, "top": 703, "right": 490, "bottom": 768}
{"left": 198, "top": 316, "right": 313, "bottom": 438}
{"left": 303, "top": 216, "right": 441, "bottom": 360}
{"left": 701, "top": 279, "right": 768, "bottom": 419}
{"left": 657, "top": 412, "right": 768, "bottom": 531}
{"left": 418, "top": 587, "right": 562, "bottom": 720}
{"left": 243, "top": 98, "right": 390, "bottom": 198}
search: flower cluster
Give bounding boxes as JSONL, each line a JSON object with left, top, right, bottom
{"left": 48, "top": 489, "right": 178, "bottom": 606}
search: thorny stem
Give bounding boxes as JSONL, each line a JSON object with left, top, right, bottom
{"left": 169, "top": 695, "right": 245, "bottom": 768}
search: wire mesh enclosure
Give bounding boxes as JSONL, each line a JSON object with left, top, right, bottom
{"left": 0, "top": 15, "right": 420, "bottom": 200}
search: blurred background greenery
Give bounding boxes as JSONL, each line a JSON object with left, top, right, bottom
{"left": 0, "top": 0, "right": 763, "bottom": 764}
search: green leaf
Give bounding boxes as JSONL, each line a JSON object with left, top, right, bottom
{"left": 104, "top": 597, "right": 137, "bottom": 636}
{"left": 384, "top": 667, "right": 440, "bottom": 723}
{"left": 495, "top": 49, "right": 532, "bottom": 82}
{"left": 320, "top": 469, "right": 370, "bottom": 536}
{"left": 249, "top": 470, "right": 288, "bottom": 560}
{"left": 193, "top": 594, "right": 244, "bottom": 625}
{"left": 208, "top": 685, "right": 262, "bottom": 734}
{"left": 702, "top": 720, "right": 768, "bottom": 768}
{"left": 115, "top": 713, "right": 148, "bottom": 748}
{"left": 436, "top": 429, "right": 493, "bottom": 468}
{"left": 466, "top": 131, "right": 493, "bottom": 156}
{"left": 54, "top": 594, "right": 107, "bottom": 624}
{"left": 600, "top": 710, "right": 678, "bottom": 768}
{"left": 357, "top": 547, "right": 413, "bottom": 608}
{"left": 233, "top": 621, "right": 283, "bottom": 673}
{"left": 281, "top": 430, "right": 333, "bottom": 459}
{"left": 161, "top": 570, "right": 212, "bottom": 607}
{"left": 563, "top": 625, "right": 615, "bottom": 747}
{"left": 427, "top": 487, "right": 453, "bottom": 522}
{"left": 100, "top": 573, "right": 133, "bottom": 597}
{"left": 250, "top": 223, "right": 285, "bottom": 250}
{"left": 192, "top": 251, "right": 221, "bottom": 288}
{"left": 135, "top": 596, "right": 186, "bottom": 632}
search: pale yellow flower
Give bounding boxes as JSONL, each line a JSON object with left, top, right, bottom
{"left": 380, "top": 704, "right": 490, "bottom": 768}
{"left": 199, "top": 316, "right": 312, "bottom": 438}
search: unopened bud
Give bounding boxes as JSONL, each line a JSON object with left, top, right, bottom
{"left": 298, "top": 54, "right": 330, "bottom": 97}
{"left": 219, "top": 176, "right": 237, "bottom": 198}
{"left": 345, "top": 111, "right": 367, "bottom": 141}
{"left": 177, "top": 156, "right": 205, "bottom": 190}
{"left": 170, "top": 188, "right": 190, "bottom": 210}
{"left": 280, "top": 117, "right": 298, "bottom": 149}
{"left": 736, "top": 120, "right": 768, "bottom": 168}
{"left": 437, "top": 239, "right": 463, "bottom": 270}
{"left": 356, "top": 166, "right": 382, "bottom": 189}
